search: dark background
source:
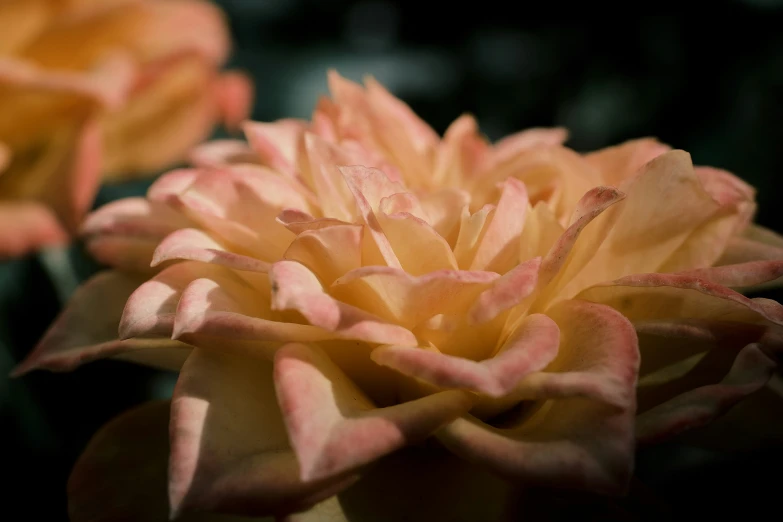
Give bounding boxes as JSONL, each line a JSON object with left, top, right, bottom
{"left": 3, "top": 0, "right": 783, "bottom": 520}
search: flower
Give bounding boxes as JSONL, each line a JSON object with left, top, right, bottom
{"left": 16, "top": 73, "right": 783, "bottom": 521}
{"left": 0, "top": 0, "right": 252, "bottom": 257}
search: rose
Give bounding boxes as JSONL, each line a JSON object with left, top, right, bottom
{"left": 0, "top": 0, "right": 252, "bottom": 257}
{"left": 16, "top": 73, "right": 783, "bottom": 521}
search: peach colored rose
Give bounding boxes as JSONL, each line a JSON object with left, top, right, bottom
{"left": 0, "top": 0, "right": 252, "bottom": 258}
{"left": 16, "top": 74, "right": 783, "bottom": 521}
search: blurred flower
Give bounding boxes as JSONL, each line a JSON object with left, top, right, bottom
{"left": 0, "top": 0, "right": 252, "bottom": 257}
{"left": 15, "top": 72, "right": 783, "bottom": 521}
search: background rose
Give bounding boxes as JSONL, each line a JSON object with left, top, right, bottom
{"left": 15, "top": 74, "right": 783, "bottom": 520}
{"left": 0, "top": 0, "right": 252, "bottom": 257}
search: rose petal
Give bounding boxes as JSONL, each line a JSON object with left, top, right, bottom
{"left": 437, "top": 395, "right": 635, "bottom": 495}
{"left": 432, "top": 114, "right": 489, "bottom": 188}
{"left": 674, "top": 260, "right": 783, "bottom": 289}
{"left": 330, "top": 266, "right": 499, "bottom": 328}
{"left": 169, "top": 348, "right": 356, "bottom": 518}
{"left": 282, "top": 223, "right": 363, "bottom": 285}
{"left": 213, "top": 70, "right": 254, "bottom": 132}
{"left": 152, "top": 228, "right": 270, "bottom": 273}
{"left": 636, "top": 343, "right": 776, "bottom": 445}
{"left": 417, "top": 188, "right": 471, "bottom": 246}
{"left": 274, "top": 343, "right": 473, "bottom": 482}
{"left": 576, "top": 272, "right": 783, "bottom": 326}
{"left": 269, "top": 260, "right": 417, "bottom": 346}
{"left": 584, "top": 137, "right": 670, "bottom": 186}
{"left": 376, "top": 210, "right": 458, "bottom": 275}
{"left": 453, "top": 204, "right": 495, "bottom": 270}
{"left": 120, "top": 261, "right": 233, "bottom": 340}
{"left": 0, "top": 202, "right": 68, "bottom": 258}
{"left": 243, "top": 119, "right": 307, "bottom": 178}
{"left": 188, "top": 139, "right": 258, "bottom": 168}
{"left": 147, "top": 167, "right": 199, "bottom": 203}
{"left": 468, "top": 257, "right": 541, "bottom": 325}
{"left": 510, "top": 299, "right": 640, "bottom": 409}
{"left": 493, "top": 127, "right": 569, "bottom": 165}
{"left": 469, "top": 177, "right": 529, "bottom": 273}
{"left": 371, "top": 313, "right": 559, "bottom": 398}
{"left": 517, "top": 201, "right": 564, "bottom": 264}
{"left": 301, "top": 133, "right": 361, "bottom": 222}
{"left": 13, "top": 271, "right": 189, "bottom": 375}
{"left": 67, "top": 400, "right": 262, "bottom": 522}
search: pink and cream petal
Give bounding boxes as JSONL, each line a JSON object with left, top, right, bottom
{"left": 330, "top": 266, "right": 498, "bottom": 329}
{"left": 119, "top": 261, "right": 234, "bottom": 340}
{"left": 274, "top": 343, "right": 473, "bottom": 482}
{"left": 169, "top": 348, "right": 355, "bottom": 518}
{"left": 492, "top": 127, "right": 569, "bottom": 165}
{"left": 188, "top": 139, "right": 259, "bottom": 168}
{"left": 583, "top": 137, "right": 670, "bottom": 186}
{"left": 575, "top": 273, "right": 783, "bottom": 326}
{"left": 371, "top": 313, "right": 559, "bottom": 398}
{"left": 468, "top": 257, "right": 541, "bottom": 325}
{"left": 282, "top": 223, "right": 363, "bottom": 285}
{"left": 376, "top": 211, "right": 458, "bottom": 275}
{"left": 213, "top": 70, "right": 254, "bottom": 132}
{"left": 243, "top": 119, "right": 307, "bottom": 178}
{"left": 13, "top": 270, "right": 190, "bottom": 375}
{"left": 510, "top": 300, "right": 640, "bottom": 409}
{"left": 0, "top": 201, "right": 68, "bottom": 258}
{"left": 151, "top": 227, "right": 270, "bottom": 273}
{"left": 269, "top": 260, "right": 417, "bottom": 346}
{"left": 635, "top": 343, "right": 776, "bottom": 445}
{"left": 437, "top": 395, "right": 635, "bottom": 496}
{"left": 67, "top": 400, "right": 262, "bottom": 522}
{"left": 469, "top": 177, "right": 529, "bottom": 273}
{"left": 674, "top": 260, "right": 783, "bottom": 289}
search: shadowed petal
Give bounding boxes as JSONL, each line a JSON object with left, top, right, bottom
{"left": 274, "top": 343, "right": 473, "bottom": 482}
{"left": 243, "top": 119, "right": 306, "bottom": 178}
{"left": 371, "top": 313, "right": 559, "bottom": 398}
{"left": 636, "top": 343, "right": 776, "bottom": 445}
{"left": 675, "top": 260, "right": 783, "bottom": 289}
{"left": 283, "top": 223, "right": 363, "bottom": 285}
{"left": 14, "top": 271, "right": 190, "bottom": 375}
{"left": 67, "top": 401, "right": 262, "bottom": 522}
{"left": 169, "top": 349, "right": 356, "bottom": 518}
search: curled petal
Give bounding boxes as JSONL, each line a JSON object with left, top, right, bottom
{"left": 584, "top": 137, "right": 670, "bottom": 186}
{"left": 274, "top": 343, "right": 473, "bottom": 482}
{"left": 269, "top": 260, "right": 417, "bottom": 346}
{"left": 469, "top": 177, "right": 529, "bottom": 273}
{"left": 511, "top": 299, "right": 640, "bottom": 409}
{"left": 576, "top": 272, "right": 783, "bottom": 326}
{"left": 493, "top": 127, "right": 569, "bottom": 165}
{"left": 469, "top": 257, "right": 541, "bottom": 324}
{"left": 282, "top": 224, "right": 363, "bottom": 285}
{"left": 14, "top": 271, "right": 189, "bottom": 375}
{"left": 213, "top": 70, "right": 254, "bottom": 132}
{"left": 169, "top": 349, "right": 355, "bottom": 518}
{"left": 636, "top": 343, "right": 776, "bottom": 445}
{"left": 146, "top": 168, "right": 199, "bottom": 203}
{"left": 188, "top": 139, "right": 258, "bottom": 168}
{"left": 152, "top": 227, "right": 270, "bottom": 272}
{"left": 331, "top": 266, "right": 499, "bottom": 328}
{"left": 539, "top": 186, "right": 625, "bottom": 288}
{"left": 276, "top": 209, "right": 353, "bottom": 235}
{"left": 437, "top": 395, "right": 635, "bottom": 495}
{"left": 243, "top": 119, "right": 307, "bottom": 177}
{"left": 675, "top": 260, "right": 783, "bottom": 289}
{"left": 371, "top": 313, "right": 560, "bottom": 398}
{"left": 376, "top": 210, "right": 458, "bottom": 275}
{"left": 120, "top": 261, "right": 232, "bottom": 340}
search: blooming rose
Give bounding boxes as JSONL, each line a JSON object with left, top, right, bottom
{"left": 15, "top": 73, "right": 783, "bottom": 521}
{"left": 0, "top": 0, "right": 252, "bottom": 257}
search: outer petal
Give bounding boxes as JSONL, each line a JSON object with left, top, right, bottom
{"left": 436, "top": 300, "right": 638, "bottom": 496}
{"left": 371, "top": 313, "right": 560, "bottom": 398}
{"left": 0, "top": 201, "right": 68, "bottom": 258}
{"left": 674, "top": 260, "right": 783, "bottom": 289}
{"left": 81, "top": 197, "right": 192, "bottom": 272}
{"left": 13, "top": 270, "right": 189, "bottom": 376}
{"left": 243, "top": 119, "right": 307, "bottom": 178}
{"left": 635, "top": 343, "right": 776, "bottom": 444}
{"left": 67, "top": 401, "right": 259, "bottom": 522}
{"left": 169, "top": 348, "right": 355, "bottom": 518}
{"left": 274, "top": 343, "right": 473, "bottom": 482}
{"left": 583, "top": 137, "right": 670, "bottom": 186}
{"left": 151, "top": 228, "right": 271, "bottom": 273}
{"left": 188, "top": 139, "right": 258, "bottom": 168}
